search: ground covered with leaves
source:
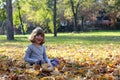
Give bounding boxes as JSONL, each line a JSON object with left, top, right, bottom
{"left": 0, "top": 44, "right": 120, "bottom": 80}
{"left": 0, "top": 32, "right": 120, "bottom": 80}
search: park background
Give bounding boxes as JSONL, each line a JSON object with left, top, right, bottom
{"left": 0, "top": 0, "right": 120, "bottom": 80}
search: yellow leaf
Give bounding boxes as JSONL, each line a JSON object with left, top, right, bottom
{"left": 40, "top": 76, "right": 55, "bottom": 80}
{"left": 25, "top": 68, "right": 41, "bottom": 75}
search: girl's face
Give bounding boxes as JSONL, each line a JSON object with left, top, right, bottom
{"left": 34, "top": 34, "right": 44, "bottom": 45}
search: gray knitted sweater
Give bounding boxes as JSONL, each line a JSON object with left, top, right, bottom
{"left": 24, "top": 44, "right": 50, "bottom": 64}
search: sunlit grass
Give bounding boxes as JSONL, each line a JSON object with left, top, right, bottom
{"left": 0, "top": 30, "right": 120, "bottom": 47}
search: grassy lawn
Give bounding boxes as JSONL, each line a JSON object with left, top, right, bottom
{"left": 46, "top": 31, "right": 120, "bottom": 45}
{"left": 0, "top": 30, "right": 120, "bottom": 46}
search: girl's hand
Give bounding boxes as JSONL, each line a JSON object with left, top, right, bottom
{"left": 48, "top": 62, "right": 53, "bottom": 67}
{"left": 36, "top": 60, "right": 41, "bottom": 65}
{"left": 42, "top": 63, "right": 54, "bottom": 72}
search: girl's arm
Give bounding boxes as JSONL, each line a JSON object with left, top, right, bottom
{"left": 24, "top": 46, "right": 38, "bottom": 64}
{"left": 43, "top": 46, "right": 51, "bottom": 64}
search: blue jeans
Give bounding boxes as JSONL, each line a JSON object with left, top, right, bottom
{"left": 50, "top": 58, "right": 59, "bottom": 67}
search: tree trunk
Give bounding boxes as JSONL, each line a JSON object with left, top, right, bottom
{"left": 6, "top": 0, "right": 14, "bottom": 40}
{"left": 70, "top": 0, "right": 80, "bottom": 32}
{"left": 53, "top": 0, "right": 57, "bottom": 37}
{"left": 74, "top": 13, "right": 77, "bottom": 32}
{"left": 81, "top": 16, "right": 84, "bottom": 31}
{"left": 17, "top": 1, "right": 25, "bottom": 35}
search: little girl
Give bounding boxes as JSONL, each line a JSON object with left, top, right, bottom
{"left": 24, "top": 27, "right": 59, "bottom": 71}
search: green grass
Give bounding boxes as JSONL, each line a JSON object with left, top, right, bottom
{"left": 0, "top": 30, "right": 120, "bottom": 47}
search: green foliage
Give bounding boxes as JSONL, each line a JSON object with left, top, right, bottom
{"left": 48, "top": 21, "right": 54, "bottom": 33}
{"left": 13, "top": 11, "right": 20, "bottom": 27}
{"left": 0, "top": 8, "right": 6, "bottom": 22}
{"left": 82, "top": 0, "right": 93, "bottom": 8}
{"left": 11, "top": 0, "right": 120, "bottom": 33}
{"left": 0, "top": 0, "right": 6, "bottom": 22}
{"left": 16, "top": 0, "right": 54, "bottom": 32}
{"left": 23, "top": 23, "right": 27, "bottom": 32}
{"left": 64, "top": 8, "right": 73, "bottom": 20}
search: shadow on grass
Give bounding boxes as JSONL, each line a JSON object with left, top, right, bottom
{"left": 0, "top": 36, "right": 28, "bottom": 42}
{"left": 0, "top": 36, "right": 29, "bottom": 47}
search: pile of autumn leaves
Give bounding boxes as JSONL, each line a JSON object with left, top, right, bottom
{"left": 0, "top": 54, "right": 120, "bottom": 80}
